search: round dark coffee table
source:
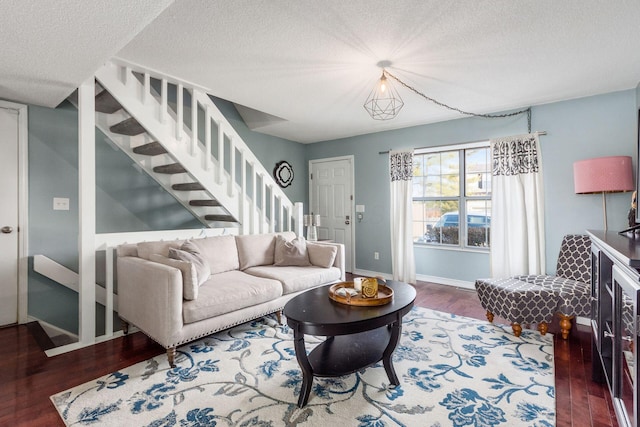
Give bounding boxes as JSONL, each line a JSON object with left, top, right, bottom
{"left": 283, "top": 279, "right": 416, "bottom": 407}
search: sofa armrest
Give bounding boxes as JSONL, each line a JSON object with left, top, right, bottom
{"left": 310, "top": 241, "right": 346, "bottom": 281}
{"left": 117, "top": 256, "right": 184, "bottom": 348}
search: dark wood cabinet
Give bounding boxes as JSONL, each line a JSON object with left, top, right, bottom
{"left": 589, "top": 230, "right": 640, "bottom": 427}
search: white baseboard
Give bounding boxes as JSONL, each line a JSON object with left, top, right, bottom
{"left": 352, "top": 270, "right": 475, "bottom": 290}
{"left": 415, "top": 274, "right": 475, "bottom": 290}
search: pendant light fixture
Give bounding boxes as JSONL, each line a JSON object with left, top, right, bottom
{"left": 363, "top": 70, "right": 404, "bottom": 120}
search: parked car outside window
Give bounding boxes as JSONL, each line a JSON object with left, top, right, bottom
{"left": 417, "top": 212, "right": 490, "bottom": 246}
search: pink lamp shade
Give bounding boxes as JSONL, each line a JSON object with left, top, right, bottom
{"left": 573, "top": 156, "right": 634, "bottom": 194}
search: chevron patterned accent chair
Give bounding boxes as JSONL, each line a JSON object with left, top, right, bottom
{"left": 475, "top": 234, "right": 592, "bottom": 339}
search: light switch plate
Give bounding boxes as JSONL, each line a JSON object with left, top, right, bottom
{"left": 53, "top": 197, "right": 70, "bottom": 211}
{"left": 356, "top": 204, "right": 365, "bottom": 213}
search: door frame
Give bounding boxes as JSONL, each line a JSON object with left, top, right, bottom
{"left": 0, "top": 100, "right": 29, "bottom": 324}
{"left": 308, "top": 155, "right": 355, "bottom": 272}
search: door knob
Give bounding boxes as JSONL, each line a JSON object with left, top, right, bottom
{"left": 345, "top": 215, "right": 350, "bottom": 225}
{"left": 1, "top": 226, "right": 13, "bottom": 234}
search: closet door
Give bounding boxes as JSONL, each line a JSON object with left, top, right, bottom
{"left": 0, "top": 105, "right": 20, "bottom": 326}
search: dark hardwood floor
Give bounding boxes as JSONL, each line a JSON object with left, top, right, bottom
{"left": 1, "top": 280, "right": 618, "bottom": 426}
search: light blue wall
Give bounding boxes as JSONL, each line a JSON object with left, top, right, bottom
{"left": 536, "top": 90, "right": 636, "bottom": 267}
{"left": 306, "top": 89, "right": 636, "bottom": 281}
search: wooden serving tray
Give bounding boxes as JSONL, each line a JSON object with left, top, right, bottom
{"left": 328, "top": 281, "right": 394, "bottom": 306}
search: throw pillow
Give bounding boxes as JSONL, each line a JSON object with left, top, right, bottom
{"left": 149, "top": 254, "right": 199, "bottom": 300}
{"left": 307, "top": 242, "right": 338, "bottom": 268}
{"left": 274, "top": 235, "right": 311, "bottom": 266}
{"left": 170, "top": 240, "right": 211, "bottom": 286}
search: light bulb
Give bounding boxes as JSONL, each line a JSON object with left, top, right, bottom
{"left": 380, "top": 73, "right": 387, "bottom": 93}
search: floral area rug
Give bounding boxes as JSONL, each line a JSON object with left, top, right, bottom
{"left": 51, "top": 307, "right": 555, "bottom": 426}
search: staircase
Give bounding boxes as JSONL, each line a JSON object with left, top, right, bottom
{"left": 86, "top": 60, "right": 299, "bottom": 233}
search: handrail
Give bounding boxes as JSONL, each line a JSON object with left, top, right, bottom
{"left": 32, "top": 255, "right": 118, "bottom": 310}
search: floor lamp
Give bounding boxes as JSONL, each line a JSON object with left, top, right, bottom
{"left": 573, "top": 156, "right": 634, "bottom": 231}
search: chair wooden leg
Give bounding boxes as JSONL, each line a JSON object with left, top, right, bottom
{"left": 558, "top": 314, "right": 574, "bottom": 340}
{"left": 167, "top": 347, "right": 176, "bottom": 368}
{"left": 537, "top": 322, "right": 549, "bottom": 335}
{"left": 276, "top": 310, "right": 283, "bottom": 325}
{"left": 486, "top": 311, "right": 494, "bottom": 323}
{"left": 511, "top": 323, "right": 522, "bottom": 337}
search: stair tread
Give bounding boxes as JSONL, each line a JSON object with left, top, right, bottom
{"left": 133, "top": 142, "right": 167, "bottom": 156}
{"left": 110, "top": 117, "right": 145, "bottom": 136}
{"left": 190, "top": 199, "right": 221, "bottom": 207}
{"left": 204, "top": 214, "right": 237, "bottom": 222}
{"left": 173, "top": 183, "right": 205, "bottom": 191}
{"left": 95, "top": 90, "right": 122, "bottom": 114}
{"left": 153, "top": 163, "right": 186, "bottom": 174}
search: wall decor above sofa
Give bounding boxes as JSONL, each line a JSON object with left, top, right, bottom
{"left": 273, "top": 160, "right": 294, "bottom": 188}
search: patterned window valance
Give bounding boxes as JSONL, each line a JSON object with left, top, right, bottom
{"left": 491, "top": 134, "right": 540, "bottom": 177}
{"left": 390, "top": 151, "right": 413, "bottom": 182}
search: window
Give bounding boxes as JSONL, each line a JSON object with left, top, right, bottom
{"left": 413, "top": 142, "right": 491, "bottom": 248}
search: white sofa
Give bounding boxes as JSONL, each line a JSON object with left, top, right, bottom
{"left": 117, "top": 231, "right": 345, "bottom": 366}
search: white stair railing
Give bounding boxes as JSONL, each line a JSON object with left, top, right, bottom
{"left": 96, "top": 59, "right": 299, "bottom": 235}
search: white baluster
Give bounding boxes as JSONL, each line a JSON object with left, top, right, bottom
{"left": 240, "top": 149, "right": 246, "bottom": 234}
{"left": 105, "top": 247, "right": 114, "bottom": 336}
{"left": 229, "top": 137, "right": 236, "bottom": 197}
{"left": 191, "top": 92, "right": 198, "bottom": 156}
{"left": 143, "top": 73, "right": 150, "bottom": 105}
{"left": 217, "top": 125, "right": 224, "bottom": 185}
{"left": 294, "top": 202, "right": 304, "bottom": 237}
{"left": 124, "top": 66, "right": 132, "bottom": 88}
{"left": 270, "top": 186, "right": 275, "bottom": 232}
{"left": 176, "top": 84, "right": 183, "bottom": 141}
{"left": 161, "top": 78, "right": 168, "bottom": 124}
{"left": 261, "top": 175, "right": 266, "bottom": 234}
{"left": 205, "top": 106, "right": 212, "bottom": 170}
{"left": 279, "top": 198, "right": 284, "bottom": 233}
{"left": 251, "top": 163, "right": 257, "bottom": 234}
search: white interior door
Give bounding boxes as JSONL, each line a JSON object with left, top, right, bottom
{"left": 309, "top": 157, "right": 354, "bottom": 272}
{"left": 0, "top": 106, "right": 20, "bottom": 326}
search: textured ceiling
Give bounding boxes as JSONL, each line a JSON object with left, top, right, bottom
{"left": 4, "top": 1, "right": 640, "bottom": 143}
{"left": 0, "top": 0, "right": 173, "bottom": 107}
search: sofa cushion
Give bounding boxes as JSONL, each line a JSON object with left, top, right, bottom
{"left": 170, "top": 243, "right": 211, "bottom": 283}
{"left": 150, "top": 254, "right": 200, "bottom": 300}
{"left": 307, "top": 242, "right": 338, "bottom": 268}
{"left": 190, "top": 235, "right": 239, "bottom": 274}
{"left": 235, "top": 233, "right": 277, "bottom": 270}
{"left": 182, "top": 270, "right": 283, "bottom": 324}
{"left": 137, "top": 240, "right": 184, "bottom": 260}
{"left": 244, "top": 265, "right": 341, "bottom": 294}
{"left": 274, "top": 235, "right": 311, "bottom": 266}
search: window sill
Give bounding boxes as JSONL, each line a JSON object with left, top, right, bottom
{"left": 413, "top": 243, "right": 489, "bottom": 254}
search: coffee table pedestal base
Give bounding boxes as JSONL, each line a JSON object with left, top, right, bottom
{"left": 293, "top": 321, "right": 402, "bottom": 408}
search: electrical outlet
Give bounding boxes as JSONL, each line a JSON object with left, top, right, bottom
{"left": 374, "top": 251, "right": 379, "bottom": 260}
{"left": 53, "top": 197, "right": 70, "bottom": 211}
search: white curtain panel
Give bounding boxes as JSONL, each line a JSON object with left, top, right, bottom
{"left": 389, "top": 150, "right": 416, "bottom": 284}
{"left": 490, "top": 133, "right": 545, "bottom": 277}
